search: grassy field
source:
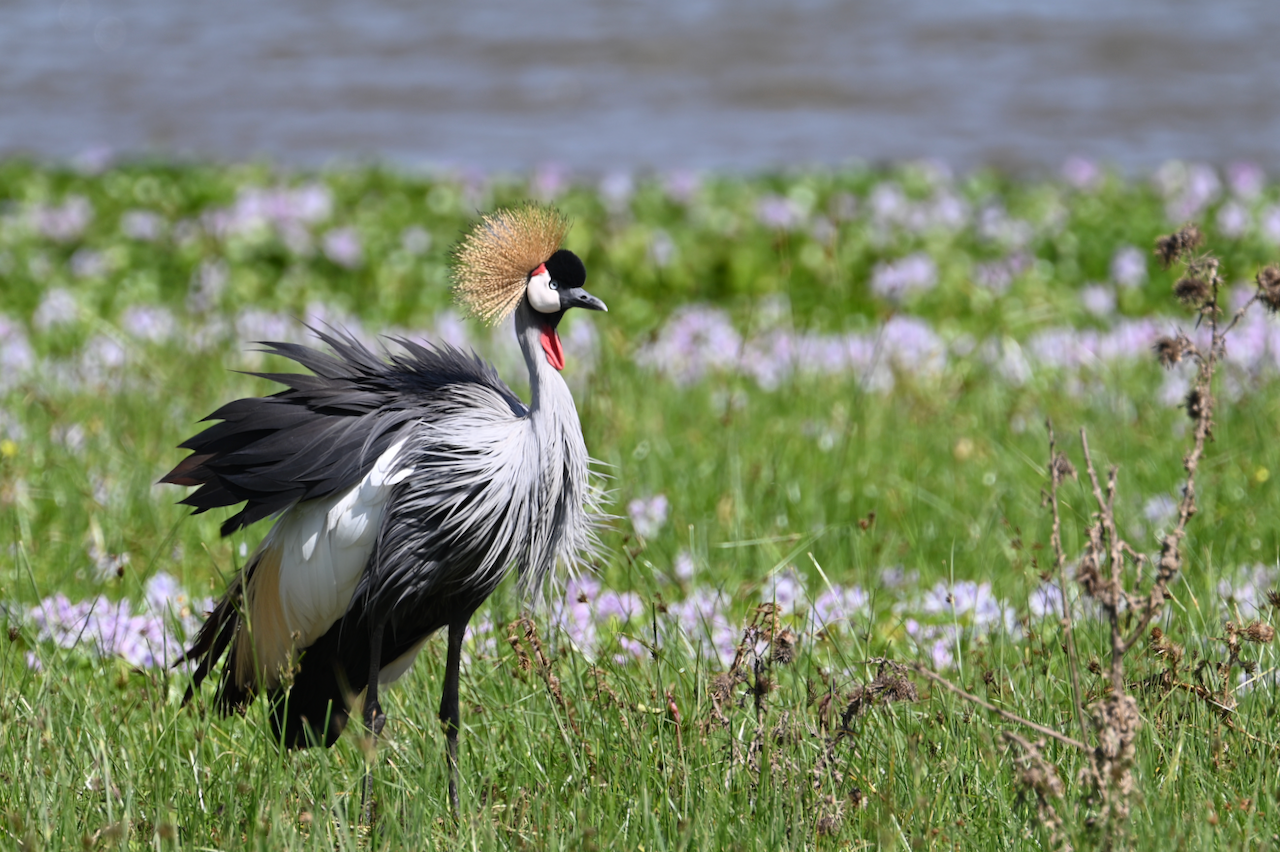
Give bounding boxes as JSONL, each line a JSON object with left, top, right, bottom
{"left": 3, "top": 158, "right": 1280, "bottom": 848}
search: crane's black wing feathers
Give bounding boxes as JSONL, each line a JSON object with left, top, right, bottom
{"left": 162, "top": 327, "right": 527, "bottom": 536}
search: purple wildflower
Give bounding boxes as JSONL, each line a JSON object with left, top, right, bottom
{"left": 979, "top": 338, "right": 1031, "bottom": 387}
{"left": 73, "top": 146, "right": 114, "bottom": 174}
{"left": 615, "top": 634, "right": 649, "bottom": 662}
{"left": 400, "top": 226, "right": 432, "bottom": 255}
{"left": 1216, "top": 201, "right": 1250, "bottom": 239}
{"left": 648, "top": 229, "right": 676, "bottom": 268}
{"left": 33, "top": 287, "right": 79, "bottom": 331}
{"left": 120, "top": 210, "right": 164, "bottom": 241}
{"left": 882, "top": 316, "right": 947, "bottom": 375}
{"left": 596, "top": 590, "right": 644, "bottom": 623}
{"left": 1227, "top": 162, "right": 1265, "bottom": 200}
{"left": 1143, "top": 494, "right": 1179, "bottom": 528}
{"left": 1061, "top": 155, "right": 1101, "bottom": 190}
{"left": 880, "top": 566, "right": 918, "bottom": 588}
{"left": 235, "top": 309, "right": 299, "bottom": 345}
{"left": 808, "top": 215, "right": 836, "bottom": 245}
{"left": 460, "top": 618, "right": 498, "bottom": 664}
{"left": 810, "top": 584, "right": 870, "bottom": 630}
{"left": 635, "top": 306, "right": 742, "bottom": 386}
{"left": 1156, "top": 161, "right": 1221, "bottom": 222}
{"left": 761, "top": 569, "right": 804, "bottom": 615}
{"left": 974, "top": 254, "right": 1028, "bottom": 295}
{"left": 70, "top": 249, "right": 107, "bottom": 279}
{"left": 33, "top": 196, "right": 93, "bottom": 242}
{"left": 673, "top": 550, "right": 696, "bottom": 582}
{"left": 1028, "top": 581, "right": 1066, "bottom": 620}
{"left": 665, "top": 588, "right": 737, "bottom": 667}
{"left": 1110, "top": 245, "right": 1147, "bottom": 289}
{"left": 121, "top": 305, "right": 177, "bottom": 343}
{"left": 79, "top": 336, "right": 127, "bottom": 388}
{"left": 628, "top": 494, "right": 669, "bottom": 539}
{"left": 1216, "top": 563, "right": 1278, "bottom": 617}
{"left": 923, "top": 191, "right": 970, "bottom": 232}
{"left": 27, "top": 593, "right": 186, "bottom": 669}
{"left": 870, "top": 253, "right": 937, "bottom": 302}
{"left": 551, "top": 574, "right": 600, "bottom": 652}
{"left": 869, "top": 183, "right": 907, "bottom": 225}
{"left": 203, "top": 184, "right": 332, "bottom": 241}
{"left": 662, "top": 169, "right": 701, "bottom": 204}
{"left": 0, "top": 410, "right": 24, "bottom": 444}
{"left": 756, "top": 195, "right": 806, "bottom": 231}
{"left": 738, "top": 329, "right": 796, "bottom": 390}
{"left": 322, "top": 227, "right": 363, "bottom": 269}
{"left": 921, "top": 580, "right": 1018, "bottom": 635}
{"left": 904, "top": 619, "right": 961, "bottom": 669}
{"left": 88, "top": 539, "right": 130, "bottom": 581}
{"left": 977, "top": 206, "right": 1032, "bottom": 248}
{"left": 143, "top": 572, "right": 187, "bottom": 616}
{"left": 290, "top": 184, "right": 333, "bottom": 223}
{"left": 1264, "top": 206, "right": 1280, "bottom": 245}
{"left": 0, "top": 315, "right": 35, "bottom": 387}
{"left": 188, "top": 260, "right": 229, "bottom": 314}
{"left": 599, "top": 171, "right": 634, "bottom": 212}
{"left": 532, "top": 163, "right": 570, "bottom": 201}
{"left": 429, "top": 309, "right": 473, "bottom": 351}
{"left": 1080, "top": 284, "right": 1116, "bottom": 318}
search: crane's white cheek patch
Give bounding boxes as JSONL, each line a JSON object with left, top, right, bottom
{"left": 526, "top": 268, "right": 561, "bottom": 314}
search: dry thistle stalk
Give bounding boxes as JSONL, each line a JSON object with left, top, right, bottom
{"left": 1242, "top": 621, "right": 1276, "bottom": 644}
{"left": 1173, "top": 275, "right": 1211, "bottom": 307}
{"left": 1148, "top": 626, "right": 1184, "bottom": 675}
{"left": 1256, "top": 265, "right": 1280, "bottom": 313}
{"left": 1153, "top": 336, "right": 1185, "bottom": 368}
{"left": 904, "top": 225, "right": 1271, "bottom": 844}
{"left": 1153, "top": 224, "right": 1203, "bottom": 268}
{"left": 1079, "top": 694, "right": 1140, "bottom": 830}
{"left": 506, "top": 616, "right": 593, "bottom": 769}
{"left": 1005, "top": 731, "right": 1072, "bottom": 852}
{"left": 841, "top": 659, "right": 918, "bottom": 725}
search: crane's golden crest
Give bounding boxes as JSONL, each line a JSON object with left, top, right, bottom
{"left": 452, "top": 205, "right": 570, "bottom": 325}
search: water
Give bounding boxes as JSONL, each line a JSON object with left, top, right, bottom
{"left": 3, "top": 0, "right": 1278, "bottom": 172}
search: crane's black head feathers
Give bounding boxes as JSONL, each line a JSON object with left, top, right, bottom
{"left": 543, "top": 249, "right": 586, "bottom": 290}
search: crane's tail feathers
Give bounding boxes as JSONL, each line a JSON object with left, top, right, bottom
{"left": 175, "top": 573, "right": 258, "bottom": 713}
{"left": 175, "top": 578, "right": 241, "bottom": 703}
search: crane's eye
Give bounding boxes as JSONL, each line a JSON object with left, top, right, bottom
{"left": 549, "top": 281, "right": 559, "bottom": 290}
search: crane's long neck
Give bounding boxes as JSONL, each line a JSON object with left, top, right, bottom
{"left": 512, "top": 298, "right": 595, "bottom": 592}
{"left": 514, "top": 300, "right": 575, "bottom": 423}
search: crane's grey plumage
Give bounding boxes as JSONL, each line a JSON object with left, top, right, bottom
{"left": 166, "top": 205, "right": 606, "bottom": 814}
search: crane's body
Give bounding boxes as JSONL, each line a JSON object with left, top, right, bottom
{"left": 165, "top": 206, "right": 605, "bottom": 810}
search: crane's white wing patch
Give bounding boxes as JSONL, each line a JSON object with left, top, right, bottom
{"left": 378, "top": 636, "right": 430, "bottom": 685}
{"left": 242, "top": 436, "right": 413, "bottom": 689}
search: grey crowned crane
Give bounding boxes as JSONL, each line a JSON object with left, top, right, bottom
{"left": 164, "top": 205, "right": 606, "bottom": 811}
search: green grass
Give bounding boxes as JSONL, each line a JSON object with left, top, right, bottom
{"left": 2, "top": 160, "right": 1280, "bottom": 848}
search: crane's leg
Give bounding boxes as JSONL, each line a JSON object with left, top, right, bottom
{"left": 361, "top": 619, "right": 387, "bottom": 826}
{"left": 440, "top": 619, "right": 468, "bottom": 816}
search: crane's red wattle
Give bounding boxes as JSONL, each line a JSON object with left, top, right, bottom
{"left": 540, "top": 327, "right": 564, "bottom": 371}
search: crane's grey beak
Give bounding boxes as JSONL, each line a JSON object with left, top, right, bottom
{"left": 562, "top": 287, "right": 608, "bottom": 313}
